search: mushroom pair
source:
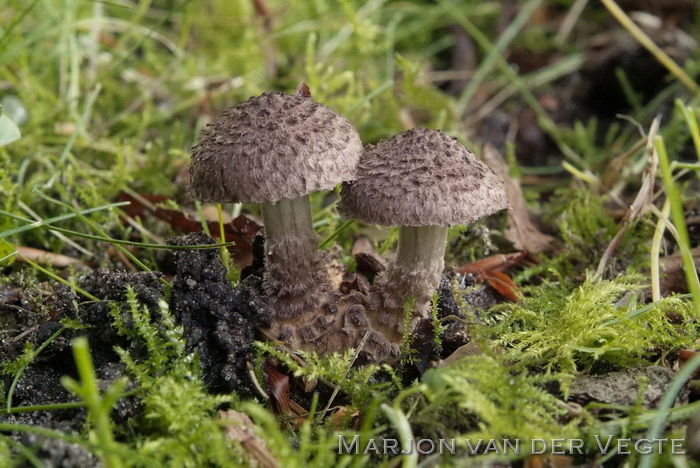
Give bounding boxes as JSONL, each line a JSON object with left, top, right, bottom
{"left": 338, "top": 128, "right": 509, "bottom": 343}
{"left": 188, "top": 86, "right": 509, "bottom": 361}
{"left": 188, "top": 88, "right": 363, "bottom": 348}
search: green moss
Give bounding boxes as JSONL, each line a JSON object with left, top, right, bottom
{"left": 489, "top": 274, "right": 698, "bottom": 377}
{"left": 109, "top": 287, "right": 244, "bottom": 466}
{"left": 256, "top": 342, "right": 399, "bottom": 410}
{"left": 416, "top": 354, "right": 581, "bottom": 454}
{"left": 544, "top": 189, "right": 650, "bottom": 275}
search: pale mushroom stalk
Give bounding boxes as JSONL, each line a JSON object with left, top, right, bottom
{"left": 259, "top": 195, "right": 330, "bottom": 319}
{"left": 371, "top": 226, "right": 447, "bottom": 338}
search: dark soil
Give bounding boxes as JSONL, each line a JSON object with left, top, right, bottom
{"left": 437, "top": 272, "right": 505, "bottom": 357}
{"left": 0, "top": 235, "right": 266, "bottom": 464}
{"left": 168, "top": 231, "right": 263, "bottom": 398}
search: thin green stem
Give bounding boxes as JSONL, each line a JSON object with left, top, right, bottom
{"left": 68, "top": 337, "right": 123, "bottom": 468}
{"left": 639, "top": 352, "right": 700, "bottom": 468}
{"left": 6, "top": 327, "right": 68, "bottom": 412}
{"left": 319, "top": 219, "right": 355, "bottom": 249}
{"left": 1, "top": 209, "right": 236, "bottom": 249}
{"left": 0, "top": 202, "right": 130, "bottom": 239}
{"left": 32, "top": 190, "right": 164, "bottom": 285}
{"left": 455, "top": 0, "right": 543, "bottom": 113}
{"left": 655, "top": 136, "right": 700, "bottom": 316}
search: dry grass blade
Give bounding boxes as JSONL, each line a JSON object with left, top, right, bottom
{"left": 595, "top": 116, "right": 659, "bottom": 278}
{"left": 219, "top": 409, "right": 279, "bottom": 468}
{"left": 15, "top": 246, "right": 88, "bottom": 269}
{"left": 600, "top": 0, "right": 700, "bottom": 96}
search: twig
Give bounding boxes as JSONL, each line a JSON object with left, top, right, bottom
{"left": 595, "top": 117, "right": 659, "bottom": 278}
{"left": 318, "top": 331, "right": 370, "bottom": 421}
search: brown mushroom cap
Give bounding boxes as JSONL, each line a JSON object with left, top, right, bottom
{"left": 189, "top": 91, "right": 362, "bottom": 204}
{"left": 338, "top": 128, "right": 509, "bottom": 226}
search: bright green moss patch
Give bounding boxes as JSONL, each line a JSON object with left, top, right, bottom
{"left": 490, "top": 275, "right": 698, "bottom": 376}
{"left": 419, "top": 355, "right": 581, "bottom": 446}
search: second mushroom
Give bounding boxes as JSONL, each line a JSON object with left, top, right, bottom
{"left": 338, "top": 128, "right": 509, "bottom": 343}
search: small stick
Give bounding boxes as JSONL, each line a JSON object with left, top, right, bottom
{"left": 318, "top": 331, "right": 370, "bottom": 421}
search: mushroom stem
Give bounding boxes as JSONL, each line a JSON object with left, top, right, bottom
{"left": 260, "top": 195, "right": 331, "bottom": 320}
{"left": 370, "top": 225, "right": 448, "bottom": 338}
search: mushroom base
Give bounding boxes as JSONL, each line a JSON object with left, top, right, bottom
{"left": 260, "top": 196, "right": 333, "bottom": 331}
{"left": 263, "top": 288, "right": 401, "bottom": 363}
{"left": 368, "top": 225, "right": 448, "bottom": 341}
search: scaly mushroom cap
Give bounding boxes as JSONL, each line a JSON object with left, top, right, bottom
{"left": 189, "top": 91, "right": 363, "bottom": 204}
{"left": 338, "top": 128, "right": 509, "bottom": 226}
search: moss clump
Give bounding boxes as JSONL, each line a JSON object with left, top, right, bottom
{"left": 544, "top": 189, "right": 651, "bottom": 276}
{"left": 414, "top": 354, "right": 580, "bottom": 455}
{"left": 489, "top": 274, "right": 698, "bottom": 377}
{"left": 256, "top": 342, "right": 399, "bottom": 409}
{"left": 109, "top": 287, "right": 244, "bottom": 466}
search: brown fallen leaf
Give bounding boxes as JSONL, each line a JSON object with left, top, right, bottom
{"left": 351, "top": 235, "right": 387, "bottom": 277}
{"left": 219, "top": 409, "right": 279, "bottom": 468}
{"left": 116, "top": 192, "right": 263, "bottom": 268}
{"left": 659, "top": 246, "right": 700, "bottom": 296}
{"left": 482, "top": 144, "right": 555, "bottom": 254}
{"left": 457, "top": 252, "right": 526, "bottom": 274}
{"left": 457, "top": 253, "right": 526, "bottom": 302}
{"left": 264, "top": 362, "right": 308, "bottom": 428}
{"left": 16, "top": 246, "right": 88, "bottom": 269}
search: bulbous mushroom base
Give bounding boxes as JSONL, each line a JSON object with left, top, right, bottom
{"left": 263, "top": 235, "right": 333, "bottom": 318}
{"left": 264, "top": 290, "right": 401, "bottom": 363}
{"left": 366, "top": 225, "right": 447, "bottom": 342}
{"left": 260, "top": 196, "right": 334, "bottom": 322}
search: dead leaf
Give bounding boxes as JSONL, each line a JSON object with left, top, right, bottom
{"left": 16, "top": 246, "right": 88, "bottom": 270}
{"left": 116, "top": 192, "right": 263, "bottom": 268}
{"left": 482, "top": 144, "right": 555, "bottom": 254}
{"left": 264, "top": 362, "right": 308, "bottom": 428}
{"left": 219, "top": 409, "right": 279, "bottom": 468}
{"left": 351, "top": 236, "right": 387, "bottom": 277}
{"left": 482, "top": 270, "right": 523, "bottom": 302}
{"left": 457, "top": 252, "right": 526, "bottom": 274}
{"left": 457, "top": 253, "right": 525, "bottom": 302}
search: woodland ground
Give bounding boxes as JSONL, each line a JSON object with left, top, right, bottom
{"left": 1, "top": 0, "right": 700, "bottom": 467}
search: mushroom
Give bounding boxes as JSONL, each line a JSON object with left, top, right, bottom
{"left": 338, "top": 128, "right": 509, "bottom": 342}
{"left": 188, "top": 87, "right": 363, "bottom": 340}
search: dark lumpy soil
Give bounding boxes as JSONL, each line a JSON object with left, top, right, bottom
{"left": 0, "top": 270, "right": 160, "bottom": 466}
{"left": 436, "top": 273, "right": 504, "bottom": 357}
{"left": 168, "top": 231, "right": 263, "bottom": 398}
{"left": 1, "top": 236, "right": 267, "bottom": 465}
